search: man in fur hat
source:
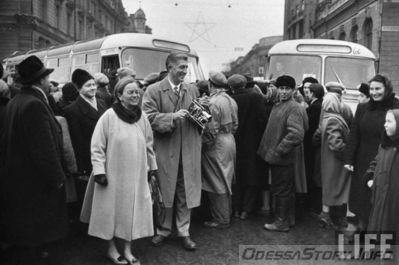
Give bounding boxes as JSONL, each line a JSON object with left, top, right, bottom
{"left": 257, "top": 75, "right": 306, "bottom": 232}
{"left": 0, "top": 55, "right": 68, "bottom": 264}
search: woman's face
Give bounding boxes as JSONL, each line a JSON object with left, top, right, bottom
{"left": 358, "top": 92, "right": 369, "bottom": 104}
{"left": 369, "top": 81, "right": 386, "bottom": 102}
{"left": 384, "top": 111, "right": 397, "bottom": 137}
{"left": 80, "top": 79, "right": 97, "bottom": 99}
{"left": 119, "top": 82, "right": 141, "bottom": 107}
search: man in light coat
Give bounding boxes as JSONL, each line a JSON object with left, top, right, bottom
{"left": 142, "top": 52, "right": 201, "bottom": 251}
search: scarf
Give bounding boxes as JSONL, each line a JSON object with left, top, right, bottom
{"left": 381, "top": 109, "right": 399, "bottom": 149}
{"left": 112, "top": 101, "right": 141, "bottom": 124}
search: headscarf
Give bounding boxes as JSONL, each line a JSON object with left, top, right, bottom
{"left": 381, "top": 109, "right": 399, "bottom": 148}
{"left": 322, "top": 92, "right": 349, "bottom": 131}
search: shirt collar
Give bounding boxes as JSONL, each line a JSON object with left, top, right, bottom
{"left": 168, "top": 76, "right": 182, "bottom": 91}
{"left": 80, "top": 94, "right": 98, "bottom": 110}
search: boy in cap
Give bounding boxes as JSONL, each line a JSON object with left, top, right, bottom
{"left": 257, "top": 75, "right": 307, "bottom": 232}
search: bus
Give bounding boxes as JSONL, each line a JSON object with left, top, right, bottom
{"left": 2, "top": 33, "right": 205, "bottom": 85}
{"left": 266, "top": 39, "right": 376, "bottom": 110}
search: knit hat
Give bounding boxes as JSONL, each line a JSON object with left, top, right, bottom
{"left": 72, "top": 69, "right": 94, "bottom": 89}
{"left": 325, "top": 81, "right": 345, "bottom": 95}
{"left": 209, "top": 70, "right": 227, "bottom": 87}
{"left": 62, "top": 82, "right": 79, "bottom": 102}
{"left": 358, "top": 83, "right": 370, "bottom": 98}
{"left": 276, "top": 75, "right": 296, "bottom": 89}
{"left": 227, "top": 74, "right": 247, "bottom": 90}
{"left": 93, "top": 72, "right": 109, "bottom": 85}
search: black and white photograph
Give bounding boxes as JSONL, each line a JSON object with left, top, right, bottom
{"left": 1, "top": 0, "right": 399, "bottom": 264}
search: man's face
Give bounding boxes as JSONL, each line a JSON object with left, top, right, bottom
{"left": 80, "top": 79, "right": 97, "bottom": 99}
{"left": 169, "top": 59, "right": 188, "bottom": 84}
{"left": 278, "top": 86, "right": 294, "bottom": 101}
{"left": 39, "top": 75, "right": 51, "bottom": 94}
{"left": 303, "top": 82, "right": 314, "bottom": 102}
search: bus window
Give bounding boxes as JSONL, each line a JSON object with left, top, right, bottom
{"left": 325, "top": 57, "right": 375, "bottom": 90}
{"left": 121, "top": 48, "right": 201, "bottom": 81}
{"left": 101, "top": 55, "right": 120, "bottom": 77}
{"left": 47, "top": 58, "right": 58, "bottom": 68}
{"left": 268, "top": 55, "right": 321, "bottom": 84}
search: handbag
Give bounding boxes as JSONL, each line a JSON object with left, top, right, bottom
{"left": 148, "top": 172, "right": 165, "bottom": 209}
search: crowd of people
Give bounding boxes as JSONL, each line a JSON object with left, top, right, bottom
{"left": 0, "top": 53, "right": 398, "bottom": 265}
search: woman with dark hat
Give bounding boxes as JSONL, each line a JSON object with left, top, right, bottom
{"left": 80, "top": 77, "right": 157, "bottom": 265}
{"left": 0, "top": 55, "right": 68, "bottom": 264}
{"left": 57, "top": 82, "right": 79, "bottom": 115}
{"left": 64, "top": 68, "right": 107, "bottom": 218}
{"left": 344, "top": 74, "right": 399, "bottom": 233}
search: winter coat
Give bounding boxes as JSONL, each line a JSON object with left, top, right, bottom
{"left": 80, "top": 109, "right": 157, "bottom": 241}
{"left": 257, "top": 98, "right": 306, "bottom": 166}
{"left": 64, "top": 95, "right": 107, "bottom": 175}
{"left": 344, "top": 94, "right": 399, "bottom": 221}
{"left": 0, "top": 86, "right": 68, "bottom": 246}
{"left": 294, "top": 105, "right": 309, "bottom": 193}
{"left": 230, "top": 88, "right": 269, "bottom": 186}
{"left": 142, "top": 77, "right": 202, "bottom": 208}
{"left": 0, "top": 97, "right": 9, "bottom": 133}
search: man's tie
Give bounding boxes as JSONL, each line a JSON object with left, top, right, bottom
{"left": 174, "top": 86, "right": 180, "bottom": 97}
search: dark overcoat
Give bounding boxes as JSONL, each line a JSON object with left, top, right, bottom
{"left": 0, "top": 86, "right": 68, "bottom": 246}
{"left": 304, "top": 98, "right": 322, "bottom": 184}
{"left": 366, "top": 144, "right": 399, "bottom": 242}
{"left": 64, "top": 96, "right": 107, "bottom": 174}
{"left": 344, "top": 95, "right": 399, "bottom": 222}
{"left": 230, "top": 89, "right": 269, "bottom": 186}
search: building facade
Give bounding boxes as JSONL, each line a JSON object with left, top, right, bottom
{"left": 127, "top": 8, "right": 152, "bottom": 34}
{"left": 0, "top": 0, "right": 152, "bottom": 62}
{"left": 284, "top": 0, "right": 399, "bottom": 93}
{"left": 226, "top": 35, "right": 283, "bottom": 79}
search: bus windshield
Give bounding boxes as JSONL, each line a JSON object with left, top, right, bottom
{"left": 267, "top": 55, "right": 322, "bottom": 84}
{"left": 325, "top": 57, "right": 375, "bottom": 90}
{"left": 121, "top": 48, "right": 201, "bottom": 82}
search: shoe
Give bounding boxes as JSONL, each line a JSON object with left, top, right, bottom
{"left": 233, "top": 211, "right": 240, "bottom": 219}
{"left": 151, "top": 235, "right": 165, "bottom": 247}
{"left": 203, "top": 220, "right": 230, "bottom": 229}
{"left": 126, "top": 257, "right": 140, "bottom": 265}
{"left": 106, "top": 253, "right": 128, "bottom": 265}
{"left": 181, "top": 236, "right": 196, "bottom": 251}
{"left": 319, "top": 212, "right": 334, "bottom": 228}
{"left": 264, "top": 218, "right": 290, "bottom": 232}
{"left": 240, "top": 211, "right": 248, "bottom": 220}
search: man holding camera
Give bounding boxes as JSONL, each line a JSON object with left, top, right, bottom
{"left": 142, "top": 52, "right": 202, "bottom": 251}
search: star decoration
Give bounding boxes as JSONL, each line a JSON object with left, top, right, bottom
{"left": 184, "top": 12, "right": 216, "bottom": 45}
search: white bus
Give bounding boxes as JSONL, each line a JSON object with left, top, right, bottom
{"left": 266, "top": 39, "right": 377, "bottom": 109}
{"left": 3, "top": 33, "right": 205, "bottom": 84}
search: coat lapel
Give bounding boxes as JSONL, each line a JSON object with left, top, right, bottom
{"left": 76, "top": 96, "right": 99, "bottom": 121}
{"left": 161, "top": 78, "right": 180, "bottom": 111}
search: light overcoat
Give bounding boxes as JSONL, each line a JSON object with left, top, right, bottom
{"left": 142, "top": 78, "right": 202, "bottom": 208}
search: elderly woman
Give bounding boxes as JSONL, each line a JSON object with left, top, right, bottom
{"left": 314, "top": 93, "right": 351, "bottom": 229}
{"left": 344, "top": 74, "right": 399, "bottom": 232}
{"left": 81, "top": 77, "right": 157, "bottom": 265}
{"left": 202, "top": 71, "right": 238, "bottom": 228}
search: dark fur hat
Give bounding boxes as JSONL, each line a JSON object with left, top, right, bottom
{"left": 72, "top": 69, "right": 93, "bottom": 89}
{"left": 276, "top": 75, "right": 296, "bottom": 89}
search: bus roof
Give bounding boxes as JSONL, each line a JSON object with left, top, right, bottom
{"left": 269, "top": 39, "right": 376, "bottom": 59}
{"left": 3, "top": 33, "right": 198, "bottom": 63}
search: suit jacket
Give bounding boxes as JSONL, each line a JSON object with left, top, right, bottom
{"left": 0, "top": 86, "right": 68, "bottom": 245}
{"left": 64, "top": 95, "right": 107, "bottom": 175}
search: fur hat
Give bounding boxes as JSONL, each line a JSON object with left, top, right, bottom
{"left": 62, "top": 82, "right": 79, "bottom": 102}
{"left": 17, "top": 55, "right": 54, "bottom": 85}
{"left": 72, "top": 69, "right": 94, "bottom": 89}
{"left": 276, "top": 75, "right": 296, "bottom": 89}
{"left": 209, "top": 70, "right": 227, "bottom": 87}
{"left": 227, "top": 74, "right": 247, "bottom": 90}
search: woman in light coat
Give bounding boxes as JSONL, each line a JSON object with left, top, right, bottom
{"left": 81, "top": 77, "right": 157, "bottom": 265}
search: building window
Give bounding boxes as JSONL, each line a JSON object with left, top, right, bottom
{"left": 339, "top": 31, "right": 346, "bottom": 40}
{"left": 41, "top": 0, "right": 48, "bottom": 21}
{"left": 299, "top": 21, "right": 304, "bottom": 38}
{"left": 363, "top": 18, "right": 373, "bottom": 50}
{"left": 350, "top": 25, "right": 358, "bottom": 43}
{"left": 56, "top": 5, "right": 60, "bottom": 28}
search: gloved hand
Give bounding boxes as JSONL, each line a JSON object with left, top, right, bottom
{"left": 94, "top": 174, "right": 108, "bottom": 187}
{"left": 148, "top": 170, "right": 158, "bottom": 182}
